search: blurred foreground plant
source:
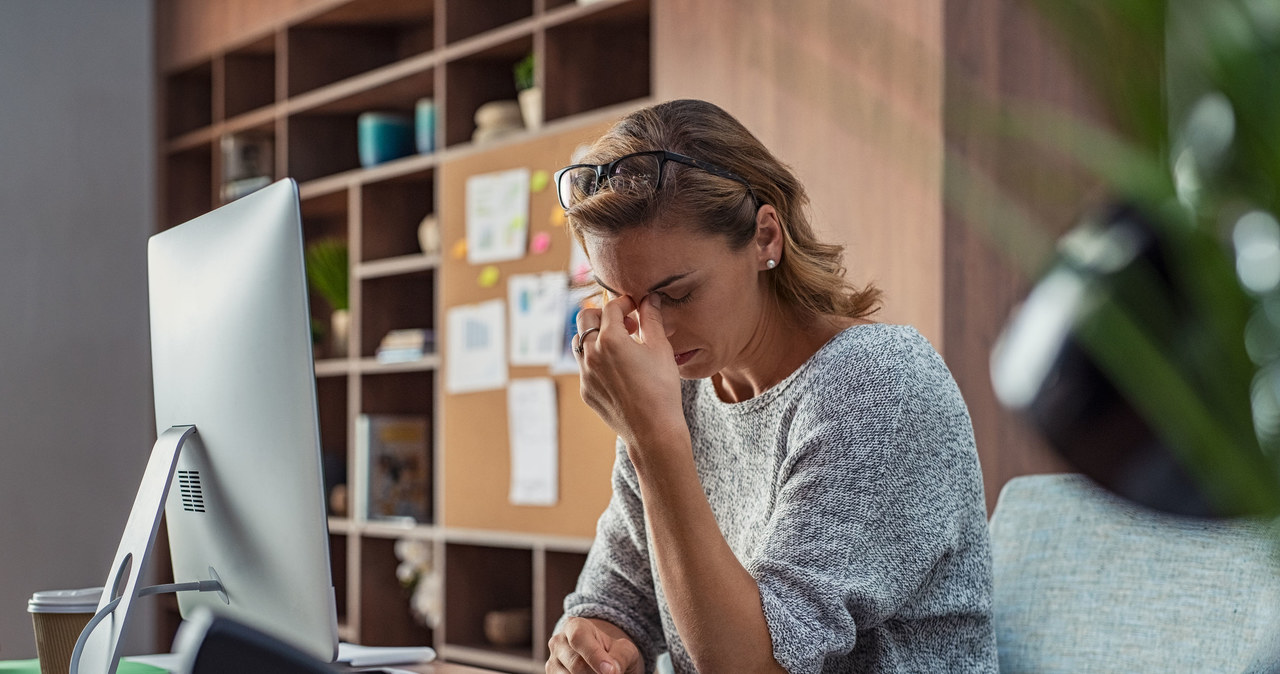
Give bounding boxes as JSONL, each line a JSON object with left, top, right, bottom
{"left": 956, "top": 0, "right": 1280, "bottom": 517}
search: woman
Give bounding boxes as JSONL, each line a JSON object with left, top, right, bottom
{"left": 548, "top": 99, "right": 996, "bottom": 674}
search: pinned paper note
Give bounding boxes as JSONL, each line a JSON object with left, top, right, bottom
{"left": 549, "top": 207, "right": 567, "bottom": 228}
{"left": 508, "top": 377, "right": 558, "bottom": 506}
{"left": 451, "top": 239, "right": 467, "bottom": 260}
{"left": 478, "top": 265, "right": 501, "bottom": 288}
{"left": 446, "top": 300, "right": 507, "bottom": 394}
{"left": 531, "top": 231, "right": 552, "bottom": 255}
{"left": 509, "top": 272, "right": 569, "bottom": 366}
{"left": 530, "top": 169, "right": 550, "bottom": 193}
{"left": 466, "top": 168, "right": 530, "bottom": 264}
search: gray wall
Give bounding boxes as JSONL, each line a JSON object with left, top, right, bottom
{"left": 0, "top": 1, "right": 156, "bottom": 659}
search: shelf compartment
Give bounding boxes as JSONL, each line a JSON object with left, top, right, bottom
{"left": 442, "top": 34, "right": 534, "bottom": 148}
{"left": 163, "top": 143, "right": 213, "bottom": 230}
{"left": 544, "top": 0, "right": 650, "bottom": 123}
{"left": 543, "top": 550, "right": 587, "bottom": 641}
{"left": 287, "top": 66, "right": 434, "bottom": 184}
{"left": 317, "top": 374, "right": 350, "bottom": 517}
{"left": 300, "top": 184, "right": 350, "bottom": 242}
{"left": 218, "top": 126, "right": 276, "bottom": 206}
{"left": 444, "top": 543, "right": 535, "bottom": 658}
{"left": 358, "top": 371, "right": 436, "bottom": 526}
{"left": 287, "top": 114, "right": 360, "bottom": 184}
{"left": 444, "top": 0, "right": 533, "bottom": 45}
{"left": 288, "top": 0, "right": 436, "bottom": 98}
{"left": 330, "top": 533, "right": 350, "bottom": 627}
{"left": 223, "top": 34, "right": 277, "bottom": 119}
{"left": 358, "top": 536, "right": 434, "bottom": 647}
{"left": 301, "top": 189, "right": 351, "bottom": 359}
{"left": 359, "top": 271, "right": 435, "bottom": 359}
{"left": 165, "top": 60, "right": 213, "bottom": 138}
{"left": 361, "top": 369, "right": 436, "bottom": 417}
{"left": 361, "top": 169, "right": 435, "bottom": 262}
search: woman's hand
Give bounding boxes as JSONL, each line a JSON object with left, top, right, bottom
{"left": 546, "top": 617, "right": 644, "bottom": 674}
{"left": 575, "top": 293, "right": 687, "bottom": 454}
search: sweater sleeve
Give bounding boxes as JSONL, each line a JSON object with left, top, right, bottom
{"left": 559, "top": 438, "right": 665, "bottom": 673}
{"left": 747, "top": 347, "right": 985, "bottom": 673}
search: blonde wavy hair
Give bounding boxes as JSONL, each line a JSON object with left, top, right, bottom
{"left": 565, "top": 99, "right": 881, "bottom": 320}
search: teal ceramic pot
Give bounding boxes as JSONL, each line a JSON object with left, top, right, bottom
{"left": 415, "top": 98, "right": 436, "bottom": 154}
{"left": 357, "top": 112, "right": 414, "bottom": 168}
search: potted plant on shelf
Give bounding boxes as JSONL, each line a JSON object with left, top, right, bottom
{"left": 305, "top": 237, "right": 350, "bottom": 358}
{"left": 514, "top": 52, "right": 541, "bottom": 130}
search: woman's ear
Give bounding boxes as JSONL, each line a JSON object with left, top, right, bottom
{"left": 755, "top": 205, "right": 783, "bottom": 268}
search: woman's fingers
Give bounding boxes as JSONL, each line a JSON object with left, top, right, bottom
{"left": 574, "top": 306, "right": 603, "bottom": 358}
{"left": 547, "top": 619, "right": 620, "bottom": 674}
{"left": 637, "top": 293, "right": 668, "bottom": 349}
{"left": 575, "top": 306, "right": 602, "bottom": 334}
{"left": 599, "top": 294, "right": 637, "bottom": 339}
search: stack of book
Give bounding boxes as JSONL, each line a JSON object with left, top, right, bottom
{"left": 375, "top": 328, "right": 434, "bottom": 364}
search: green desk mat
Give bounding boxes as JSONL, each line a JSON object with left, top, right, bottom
{"left": 0, "top": 659, "right": 165, "bottom": 673}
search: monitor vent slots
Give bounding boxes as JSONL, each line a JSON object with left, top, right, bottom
{"left": 178, "top": 470, "right": 206, "bottom": 513}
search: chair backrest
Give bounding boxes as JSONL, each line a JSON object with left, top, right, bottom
{"left": 989, "top": 473, "right": 1279, "bottom": 674}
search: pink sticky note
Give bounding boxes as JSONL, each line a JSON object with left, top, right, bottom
{"left": 531, "top": 231, "right": 552, "bottom": 254}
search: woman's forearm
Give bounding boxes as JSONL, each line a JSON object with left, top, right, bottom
{"left": 628, "top": 433, "right": 787, "bottom": 674}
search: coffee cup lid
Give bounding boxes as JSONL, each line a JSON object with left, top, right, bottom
{"left": 28, "top": 587, "right": 102, "bottom": 613}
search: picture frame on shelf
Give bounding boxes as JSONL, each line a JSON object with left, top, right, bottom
{"left": 219, "top": 131, "right": 273, "bottom": 203}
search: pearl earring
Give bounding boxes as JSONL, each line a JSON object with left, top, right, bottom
{"left": 766, "top": 259, "right": 776, "bottom": 269}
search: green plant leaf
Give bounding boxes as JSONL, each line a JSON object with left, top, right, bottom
{"left": 305, "top": 237, "right": 349, "bottom": 311}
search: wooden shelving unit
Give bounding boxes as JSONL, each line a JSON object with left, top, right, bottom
{"left": 156, "top": 1, "right": 649, "bottom": 671}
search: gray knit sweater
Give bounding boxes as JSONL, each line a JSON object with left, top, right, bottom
{"left": 562, "top": 324, "right": 998, "bottom": 673}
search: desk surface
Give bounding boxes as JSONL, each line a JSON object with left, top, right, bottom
{"left": 340, "top": 662, "right": 502, "bottom": 674}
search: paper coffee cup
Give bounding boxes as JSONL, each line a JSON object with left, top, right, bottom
{"left": 28, "top": 587, "right": 102, "bottom": 674}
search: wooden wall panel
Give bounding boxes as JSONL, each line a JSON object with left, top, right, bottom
{"left": 653, "top": 0, "right": 945, "bottom": 347}
{"left": 944, "top": 0, "right": 1101, "bottom": 509}
{"left": 653, "top": 0, "right": 1090, "bottom": 510}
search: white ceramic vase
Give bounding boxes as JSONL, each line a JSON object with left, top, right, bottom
{"left": 518, "top": 86, "right": 543, "bottom": 130}
{"left": 417, "top": 214, "right": 440, "bottom": 256}
{"left": 330, "top": 308, "right": 350, "bottom": 357}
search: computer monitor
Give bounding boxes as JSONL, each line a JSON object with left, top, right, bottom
{"left": 75, "top": 179, "right": 339, "bottom": 673}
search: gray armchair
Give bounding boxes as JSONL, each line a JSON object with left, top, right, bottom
{"left": 989, "top": 474, "right": 1280, "bottom": 673}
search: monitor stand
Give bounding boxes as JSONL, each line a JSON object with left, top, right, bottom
{"left": 72, "top": 425, "right": 226, "bottom": 674}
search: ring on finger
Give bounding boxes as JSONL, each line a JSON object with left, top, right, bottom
{"left": 574, "top": 326, "right": 601, "bottom": 355}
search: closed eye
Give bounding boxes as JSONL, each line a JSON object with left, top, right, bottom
{"left": 659, "top": 290, "right": 693, "bottom": 306}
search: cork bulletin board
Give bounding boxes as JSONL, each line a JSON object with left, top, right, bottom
{"left": 440, "top": 120, "right": 620, "bottom": 538}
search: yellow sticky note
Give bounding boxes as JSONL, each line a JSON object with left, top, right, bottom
{"left": 478, "top": 265, "right": 500, "bottom": 288}
{"left": 451, "top": 239, "right": 467, "bottom": 260}
{"left": 530, "top": 169, "right": 551, "bottom": 193}
{"left": 549, "top": 207, "right": 567, "bottom": 228}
